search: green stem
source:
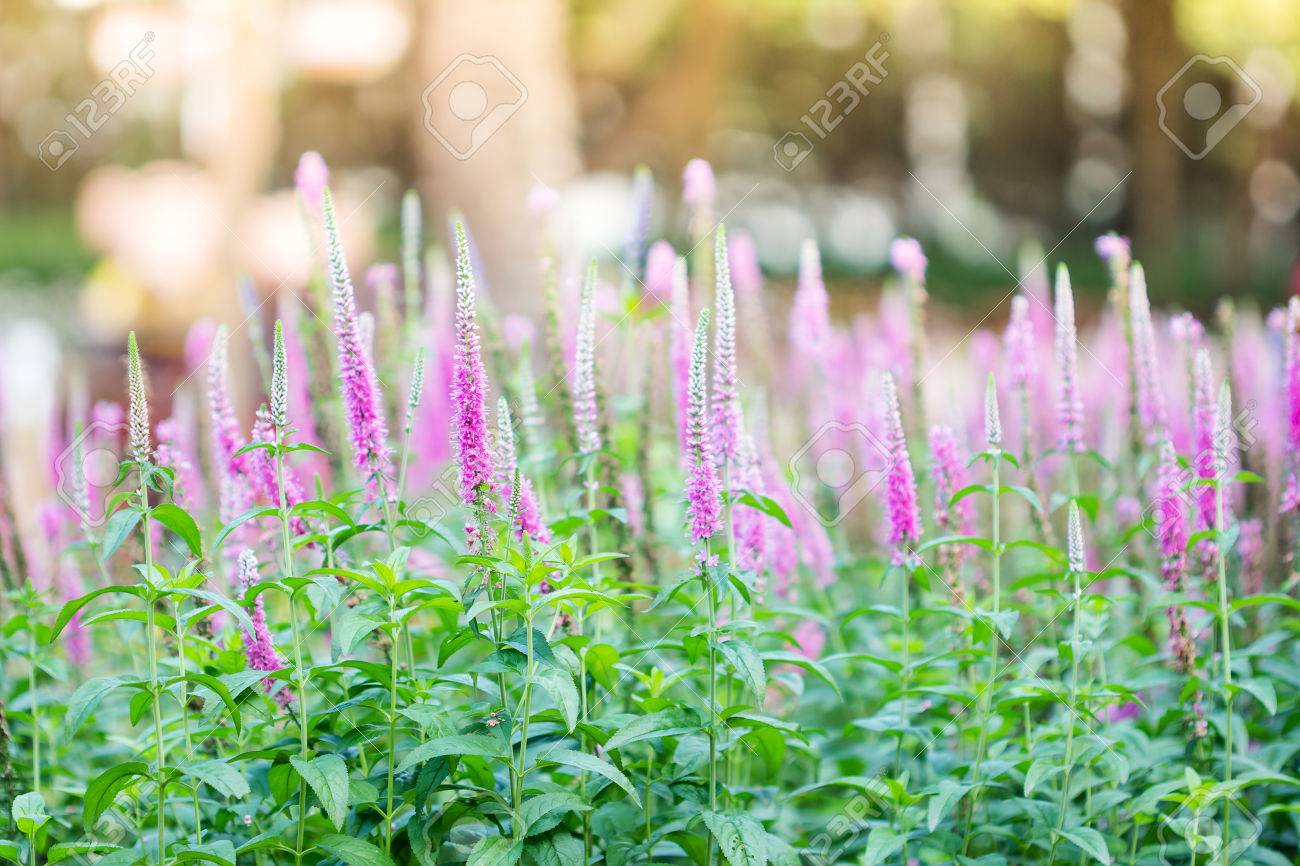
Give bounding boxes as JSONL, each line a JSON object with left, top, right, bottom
{"left": 385, "top": 597, "right": 399, "bottom": 855}
{"left": 704, "top": 544, "right": 718, "bottom": 866}
{"left": 515, "top": 614, "right": 536, "bottom": 840}
{"left": 172, "top": 602, "right": 201, "bottom": 842}
{"left": 27, "top": 627, "right": 38, "bottom": 797}
{"left": 1047, "top": 563, "right": 1084, "bottom": 866}
{"left": 962, "top": 453, "right": 1002, "bottom": 854}
{"left": 1214, "top": 475, "right": 1233, "bottom": 866}
{"left": 141, "top": 476, "right": 166, "bottom": 866}
{"left": 276, "top": 428, "right": 310, "bottom": 866}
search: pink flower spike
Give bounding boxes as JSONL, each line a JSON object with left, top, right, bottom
{"left": 685, "top": 309, "right": 722, "bottom": 544}
{"left": 1129, "top": 262, "right": 1165, "bottom": 444}
{"left": 682, "top": 158, "right": 716, "bottom": 210}
{"left": 789, "top": 239, "right": 830, "bottom": 368}
{"left": 294, "top": 151, "right": 329, "bottom": 213}
{"left": 889, "top": 237, "right": 927, "bottom": 284}
{"left": 450, "top": 220, "right": 496, "bottom": 510}
{"left": 881, "top": 372, "right": 922, "bottom": 564}
{"left": 711, "top": 227, "right": 741, "bottom": 462}
{"left": 323, "top": 187, "right": 394, "bottom": 499}
{"left": 669, "top": 256, "right": 693, "bottom": 456}
{"left": 236, "top": 550, "right": 291, "bottom": 706}
{"left": 644, "top": 240, "right": 676, "bottom": 304}
{"left": 1053, "top": 264, "right": 1084, "bottom": 453}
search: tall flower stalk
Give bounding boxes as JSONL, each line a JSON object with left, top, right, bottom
{"left": 1048, "top": 502, "right": 1087, "bottom": 866}
{"left": 128, "top": 333, "right": 166, "bottom": 866}
{"left": 1212, "top": 382, "right": 1236, "bottom": 865}
{"left": 271, "top": 321, "right": 313, "bottom": 866}
{"left": 962, "top": 376, "right": 1005, "bottom": 854}
{"left": 1054, "top": 264, "right": 1084, "bottom": 493}
{"left": 323, "top": 188, "right": 394, "bottom": 501}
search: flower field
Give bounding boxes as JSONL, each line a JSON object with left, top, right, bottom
{"left": 3, "top": 154, "right": 1299, "bottom": 866}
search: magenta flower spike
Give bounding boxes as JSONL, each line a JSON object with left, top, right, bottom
{"left": 1004, "top": 295, "right": 1034, "bottom": 392}
{"left": 495, "top": 398, "right": 550, "bottom": 544}
{"left": 881, "top": 371, "right": 922, "bottom": 564}
{"left": 1128, "top": 263, "right": 1165, "bottom": 444}
{"left": 644, "top": 240, "right": 676, "bottom": 304}
{"left": 1283, "top": 298, "right": 1300, "bottom": 512}
{"left": 236, "top": 550, "right": 292, "bottom": 706}
{"left": 572, "top": 262, "right": 602, "bottom": 456}
{"left": 789, "top": 239, "right": 830, "bottom": 369}
{"left": 323, "top": 187, "right": 394, "bottom": 499}
{"left": 1053, "top": 264, "right": 1084, "bottom": 453}
{"left": 669, "top": 255, "right": 693, "bottom": 455}
{"left": 711, "top": 227, "right": 741, "bottom": 462}
{"left": 685, "top": 309, "right": 722, "bottom": 544}
{"left": 450, "top": 220, "right": 495, "bottom": 510}
{"left": 1191, "top": 348, "right": 1217, "bottom": 532}
{"left": 1155, "top": 440, "right": 1195, "bottom": 672}
{"left": 732, "top": 433, "right": 767, "bottom": 573}
{"left": 929, "top": 424, "right": 973, "bottom": 538}
{"left": 249, "top": 406, "right": 308, "bottom": 535}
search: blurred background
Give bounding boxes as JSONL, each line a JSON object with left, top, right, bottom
{"left": 3, "top": 0, "right": 1298, "bottom": 324}
{"left": 0, "top": 0, "right": 1297, "bottom": 512}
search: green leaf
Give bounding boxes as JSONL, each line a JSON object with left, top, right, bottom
{"left": 1233, "top": 678, "right": 1277, "bottom": 716}
{"left": 1025, "top": 758, "right": 1063, "bottom": 796}
{"left": 0, "top": 841, "right": 19, "bottom": 865}
{"left": 212, "top": 505, "right": 279, "bottom": 550}
{"left": 702, "top": 811, "right": 769, "bottom": 866}
{"left": 12, "top": 791, "right": 48, "bottom": 834}
{"left": 396, "top": 735, "right": 508, "bottom": 774}
{"left": 538, "top": 749, "right": 641, "bottom": 806}
{"left": 525, "top": 833, "right": 583, "bottom": 866}
{"left": 172, "top": 840, "right": 237, "bottom": 866}
{"left": 861, "top": 827, "right": 906, "bottom": 866}
{"left": 63, "top": 675, "right": 132, "bottom": 737}
{"left": 291, "top": 754, "right": 350, "bottom": 831}
{"left": 605, "top": 708, "right": 701, "bottom": 751}
{"left": 519, "top": 793, "right": 590, "bottom": 836}
{"left": 169, "top": 588, "right": 255, "bottom": 638}
{"left": 100, "top": 508, "right": 142, "bottom": 562}
{"left": 331, "top": 609, "right": 386, "bottom": 660}
{"left": 718, "top": 640, "right": 766, "bottom": 702}
{"left": 467, "top": 836, "right": 523, "bottom": 866}
{"left": 927, "top": 779, "right": 971, "bottom": 832}
{"left": 1054, "top": 827, "right": 1112, "bottom": 865}
{"left": 758, "top": 651, "right": 839, "bottom": 697}
{"left": 49, "top": 586, "right": 142, "bottom": 643}
{"left": 151, "top": 502, "right": 203, "bottom": 556}
{"left": 82, "top": 762, "right": 151, "bottom": 833}
{"left": 182, "top": 759, "right": 250, "bottom": 800}
{"left": 735, "top": 489, "right": 792, "bottom": 528}
{"left": 317, "top": 835, "right": 396, "bottom": 866}
{"left": 47, "top": 842, "right": 123, "bottom": 863}
{"left": 534, "top": 667, "right": 579, "bottom": 732}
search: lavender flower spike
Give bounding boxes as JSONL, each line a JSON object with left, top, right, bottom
{"left": 711, "top": 226, "right": 741, "bottom": 462}
{"left": 237, "top": 549, "right": 291, "bottom": 705}
{"left": 881, "top": 371, "right": 922, "bottom": 563}
{"left": 450, "top": 220, "right": 495, "bottom": 509}
{"left": 126, "top": 331, "right": 150, "bottom": 463}
{"left": 1054, "top": 263, "right": 1084, "bottom": 453}
{"left": 1128, "top": 263, "right": 1165, "bottom": 442}
{"left": 324, "top": 188, "right": 394, "bottom": 498}
{"left": 572, "top": 261, "right": 602, "bottom": 456}
{"left": 889, "top": 237, "right": 928, "bottom": 284}
{"left": 1005, "top": 294, "right": 1033, "bottom": 393}
{"left": 789, "top": 239, "right": 830, "bottom": 366}
{"left": 686, "top": 309, "right": 723, "bottom": 544}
